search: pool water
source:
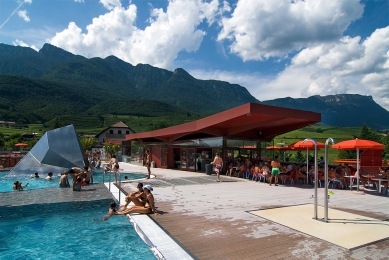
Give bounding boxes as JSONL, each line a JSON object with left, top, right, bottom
{"left": 0, "top": 200, "right": 156, "bottom": 260}
{"left": 0, "top": 170, "right": 147, "bottom": 193}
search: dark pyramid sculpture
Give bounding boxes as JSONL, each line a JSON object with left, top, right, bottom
{"left": 6, "top": 125, "right": 88, "bottom": 177}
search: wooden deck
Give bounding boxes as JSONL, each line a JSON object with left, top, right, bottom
{"left": 120, "top": 165, "right": 389, "bottom": 260}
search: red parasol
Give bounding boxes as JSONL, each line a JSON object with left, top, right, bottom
{"left": 293, "top": 141, "right": 325, "bottom": 150}
{"left": 15, "top": 143, "right": 29, "bottom": 147}
{"left": 332, "top": 139, "right": 385, "bottom": 150}
{"left": 266, "top": 145, "right": 288, "bottom": 150}
{"left": 332, "top": 138, "right": 385, "bottom": 192}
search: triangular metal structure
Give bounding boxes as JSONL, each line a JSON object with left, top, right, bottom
{"left": 6, "top": 125, "right": 88, "bottom": 177}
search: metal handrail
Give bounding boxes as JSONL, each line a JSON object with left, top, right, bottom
{"left": 117, "top": 171, "right": 121, "bottom": 204}
{"left": 324, "top": 138, "right": 335, "bottom": 222}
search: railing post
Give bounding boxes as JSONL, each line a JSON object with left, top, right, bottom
{"left": 117, "top": 171, "right": 121, "bottom": 204}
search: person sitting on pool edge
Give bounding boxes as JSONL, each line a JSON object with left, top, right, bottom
{"left": 13, "top": 181, "right": 29, "bottom": 191}
{"left": 116, "top": 185, "right": 159, "bottom": 215}
{"left": 120, "top": 183, "right": 147, "bottom": 210}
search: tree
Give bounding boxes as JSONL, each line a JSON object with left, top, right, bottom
{"left": 79, "top": 137, "right": 97, "bottom": 151}
{"left": 0, "top": 133, "right": 4, "bottom": 147}
{"left": 359, "top": 123, "right": 381, "bottom": 142}
{"left": 52, "top": 117, "right": 65, "bottom": 129}
{"left": 291, "top": 151, "right": 305, "bottom": 163}
{"left": 147, "top": 121, "right": 169, "bottom": 131}
{"left": 103, "top": 142, "right": 121, "bottom": 158}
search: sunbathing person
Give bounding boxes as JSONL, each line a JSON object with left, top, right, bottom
{"left": 116, "top": 185, "right": 159, "bottom": 215}
{"left": 120, "top": 183, "right": 147, "bottom": 210}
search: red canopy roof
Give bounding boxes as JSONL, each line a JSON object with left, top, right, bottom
{"left": 123, "top": 103, "right": 321, "bottom": 144}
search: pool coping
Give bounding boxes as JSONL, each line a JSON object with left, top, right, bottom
{"left": 104, "top": 182, "right": 194, "bottom": 260}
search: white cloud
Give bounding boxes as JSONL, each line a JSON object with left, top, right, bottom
{"left": 17, "top": 10, "right": 30, "bottom": 22}
{"left": 99, "top": 0, "right": 122, "bottom": 10}
{"left": 12, "top": 39, "right": 38, "bottom": 51}
{"left": 217, "top": 0, "right": 364, "bottom": 61}
{"left": 49, "top": 0, "right": 220, "bottom": 69}
{"left": 0, "top": 0, "right": 32, "bottom": 29}
{"left": 74, "top": 0, "right": 84, "bottom": 2}
{"left": 194, "top": 27, "right": 389, "bottom": 110}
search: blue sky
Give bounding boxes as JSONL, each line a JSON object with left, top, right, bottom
{"left": 0, "top": 0, "right": 388, "bottom": 109}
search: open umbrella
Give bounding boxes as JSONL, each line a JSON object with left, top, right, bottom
{"left": 293, "top": 141, "right": 325, "bottom": 184}
{"left": 266, "top": 145, "right": 287, "bottom": 150}
{"left": 332, "top": 138, "right": 385, "bottom": 192}
{"left": 15, "top": 143, "right": 29, "bottom": 147}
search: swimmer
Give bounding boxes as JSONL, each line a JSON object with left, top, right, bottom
{"left": 93, "top": 202, "right": 117, "bottom": 222}
{"left": 13, "top": 181, "right": 29, "bottom": 191}
{"left": 45, "top": 172, "right": 53, "bottom": 180}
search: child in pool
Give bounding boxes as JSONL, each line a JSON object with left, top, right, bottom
{"left": 101, "top": 202, "right": 117, "bottom": 221}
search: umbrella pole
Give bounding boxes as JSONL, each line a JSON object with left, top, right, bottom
{"left": 314, "top": 144, "right": 318, "bottom": 220}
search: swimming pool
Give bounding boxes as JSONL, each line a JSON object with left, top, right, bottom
{"left": 0, "top": 170, "right": 147, "bottom": 193}
{"left": 0, "top": 199, "right": 156, "bottom": 259}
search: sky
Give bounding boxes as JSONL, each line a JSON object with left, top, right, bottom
{"left": 0, "top": 0, "right": 388, "bottom": 109}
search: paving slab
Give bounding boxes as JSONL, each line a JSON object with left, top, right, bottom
{"left": 250, "top": 204, "right": 389, "bottom": 250}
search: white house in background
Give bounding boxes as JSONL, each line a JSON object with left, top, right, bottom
{"left": 95, "top": 121, "right": 135, "bottom": 145}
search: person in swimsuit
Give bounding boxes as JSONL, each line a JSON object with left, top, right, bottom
{"left": 73, "top": 177, "right": 82, "bottom": 191}
{"left": 116, "top": 185, "right": 159, "bottom": 215}
{"left": 120, "top": 183, "right": 147, "bottom": 210}
{"left": 211, "top": 153, "right": 223, "bottom": 182}
{"left": 109, "top": 155, "right": 120, "bottom": 182}
{"left": 270, "top": 156, "right": 281, "bottom": 186}
{"left": 13, "top": 181, "right": 28, "bottom": 191}
{"left": 59, "top": 171, "right": 70, "bottom": 188}
{"left": 145, "top": 150, "right": 151, "bottom": 179}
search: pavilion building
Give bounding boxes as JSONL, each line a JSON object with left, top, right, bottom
{"left": 122, "top": 103, "right": 321, "bottom": 172}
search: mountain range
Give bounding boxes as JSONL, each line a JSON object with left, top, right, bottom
{"left": 1, "top": 43, "right": 389, "bottom": 130}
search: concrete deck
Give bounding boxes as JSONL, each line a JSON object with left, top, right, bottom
{"left": 117, "top": 162, "right": 389, "bottom": 260}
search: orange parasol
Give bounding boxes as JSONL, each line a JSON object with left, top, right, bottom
{"left": 332, "top": 138, "right": 385, "bottom": 192}
{"left": 332, "top": 139, "right": 385, "bottom": 150}
{"left": 293, "top": 141, "right": 325, "bottom": 150}
{"left": 266, "top": 145, "right": 288, "bottom": 150}
{"left": 15, "top": 143, "right": 29, "bottom": 147}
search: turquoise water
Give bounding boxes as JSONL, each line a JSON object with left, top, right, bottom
{"left": 0, "top": 170, "right": 147, "bottom": 193}
{"left": 0, "top": 200, "right": 156, "bottom": 260}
